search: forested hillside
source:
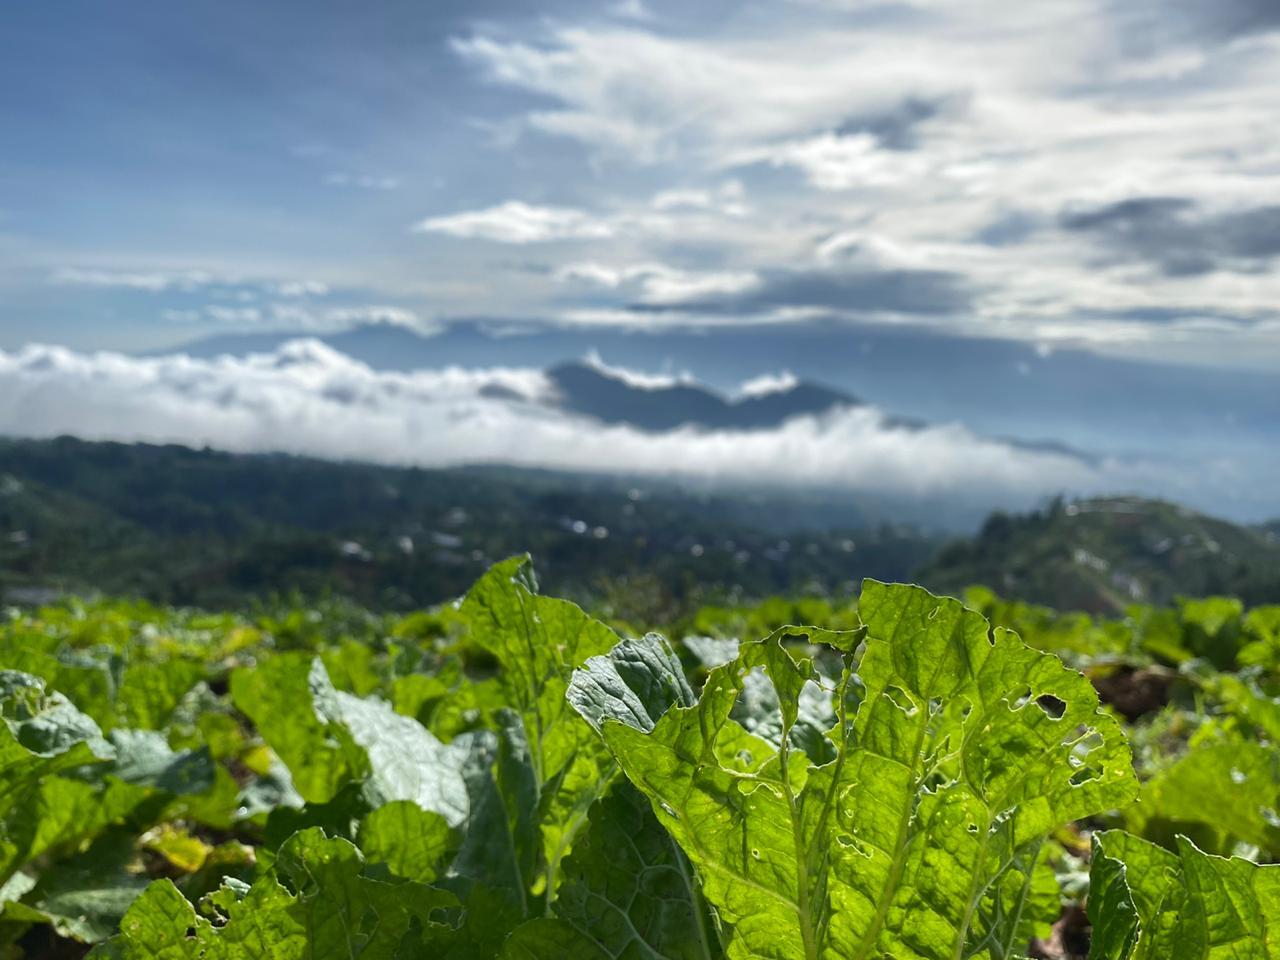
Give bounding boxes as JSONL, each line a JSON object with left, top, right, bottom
{"left": 921, "top": 496, "right": 1280, "bottom": 612}
{"left": 0, "top": 437, "right": 933, "bottom": 616}
{"left": 3, "top": 439, "right": 1279, "bottom": 616}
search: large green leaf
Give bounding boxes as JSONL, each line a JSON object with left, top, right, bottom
{"left": 567, "top": 633, "right": 697, "bottom": 736}
{"left": 498, "top": 918, "right": 611, "bottom": 960}
{"left": 1089, "top": 830, "right": 1280, "bottom": 958}
{"left": 583, "top": 582, "right": 1138, "bottom": 959}
{"left": 358, "top": 801, "right": 453, "bottom": 884}
{"left": 309, "top": 659, "right": 476, "bottom": 827}
{"left": 115, "top": 660, "right": 206, "bottom": 732}
{"left": 457, "top": 557, "right": 621, "bottom": 902}
{"left": 230, "top": 652, "right": 356, "bottom": 804}
{"left": 460, "top": 556, "right": 619, "bottom": 786}
{"left": 235, "top": 656, "right": 478, "bottom": 827}
{"left": 548, "top": 782, "right": 720, "bottom": 960}
{"left": 0, "top": 672, "right": 115, "bottom": 885}
{"left": 5, "top": 829, "right": 150, "bottom": 944}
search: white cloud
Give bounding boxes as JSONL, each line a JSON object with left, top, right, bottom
{"left": 0, "top": 341, "right": 1135, "bottom": 507}
{"left": 413, "top": 201, "right": 615, "bottom": 243}
{"left": 740, "top": 131, "right": 934, "bottom": 190}
{"left": 581, "top": 349, "right": 694, "bottom": 390}
{"left": 651, "top": 189, "right": 714, "bottom": 211}
{"left": 268, "top": 304, "right": 430, "bottom": 332}
{"left": 554, "top": 261, "right": 761, "bottom": 304}
{"left": 324, "top": 306, "right": 427, "bottom": 329}
{"left": 450, "top": 27, "right": 956, "bottom": 163}
{"left": 53, "top": 268, "right": 341, "bottom": 302}
{"left": 651, "top": 180, "right": 749, "bottom": 216}
{"left": 437, "top": 8, "right": 1280, "bottom": 367}
{"left": 737, "top": 370, "right": 799, "bottom": 398}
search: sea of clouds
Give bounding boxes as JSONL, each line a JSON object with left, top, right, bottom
{"left": 0, "top": 339, "right": 1236, "bottom": 516}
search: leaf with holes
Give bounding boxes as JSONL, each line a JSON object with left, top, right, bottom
{"left": 576, "top": 581, "right": 1138, "bottom": 960}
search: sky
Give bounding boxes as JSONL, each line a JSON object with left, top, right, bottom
{"left": 3, "top": 0, "right": 1280, "bottom": 369}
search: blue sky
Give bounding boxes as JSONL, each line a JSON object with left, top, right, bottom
{"left": 3, "top": 0, "right": 1280, "bottom": 369}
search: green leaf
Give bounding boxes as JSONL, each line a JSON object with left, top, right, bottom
{"left": 235, "top": 656, "right": 478, "bottom": 826}
{"left": 0, "top": 672, "right": 116, "bottom": 884}
{"left": 567, "top": 633, "right": 697, "bottom": 736}
{"left": 358, "top": 801, "right": 453, "bottom": 884}
{"left": 585, "top": 582, "right": 1138, "bottom": 960}
{"left": 499, "top": 918, "right": 611, "bottom": 960}
{"left": 9, "top": 828, "right": 149, "bottom": 944}
{"left": 1126, "top": 734, "right": 1280, "bottom": 856}
{"left": 115, "top": 660, "right": 205, "bottom": 731}
{"left": 458, "top": 557, "right": 622, "bottom": 902}
{"left": 93, "top": 829, "right": 458, "bottom": 959}
{"left": 309, "top": 659, "right": 477, "bottom": 827}
{"left": 103, "top": 729, "right": 216, "bottom": 796}
{"left": 1208, "top": 673, "right": 1280, "bottom": 743}
{"left": 551, "top": 782, "right": 719, "bottom": 960}
{"left": 1090, "top": 830, "right": 1280, "bottom": 958}
{"left": 450, "top": 712, "right": 539, "bottom": 913}
{"left": 272, "top": 827, "right": 456, "bottom": 956}
{"left": 88, "top": 878, "right": 201, "bottom": 959}
{"left": 1084, "top": 835, "right": 1144, "bottom": 960}
{"left": 230, "top": 652, "right": 355, "bottom": 804}
{"left": 460, "top": 556, "right": 618, "bottom": 785}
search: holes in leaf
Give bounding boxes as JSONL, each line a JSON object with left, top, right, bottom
{"left": 1230, "top": 768, "right": 1247, "bottom": 785}
{"left": 1063, "top": 725, "right": 1101, "bottom": 751}
{"left": 921, "top": 769, "right": 948, "bottom": 793}
{"left": 1011, "top": 687, "right": 1032, "bottom": 710}
{"left": 1065, "top": 728, "right": 1105, "bottom": 786}
{"left": 966, "top": 823, "right": 978, "bottom": 835}
{"left": 884, "top": 685, "right": 917, "bottom": 716}
{"left": 750, "top": 848, "right": 761, "bottom": 860}
{"left": 1069, "top": 767, "right": 1100, "bottom": 786}
{"left": 1036, "top": 695, "right": 1066, "bottom": 720}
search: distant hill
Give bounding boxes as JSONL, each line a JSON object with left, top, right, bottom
{"left": 4, "top": 437, "right": 1276, "bottom": 616}
{"left": 545, "top": 361, "right": 861, "bottom": 431}
{"left": 915, "top": 496, "right": 1280, "bottom": 612}
{"left": 0, "top": 436, "right": 936, "bottom": 614}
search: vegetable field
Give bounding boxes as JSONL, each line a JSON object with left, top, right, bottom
{"left": 1, "top": 557, "right": 1277, "bottom": 958}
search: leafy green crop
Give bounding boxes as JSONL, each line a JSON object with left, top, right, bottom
{"left": 1, "top": 562, "right": 1277, "bottom": 958}
{"left": 574, "top": 581, "right": 1138, "bottom": 959}
{"left": 1090, "top": 830, "right": 1280, "bottom": 958}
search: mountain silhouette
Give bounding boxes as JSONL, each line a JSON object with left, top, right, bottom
{"left": 544, "top": 361, "right": 861, "bottom": 430}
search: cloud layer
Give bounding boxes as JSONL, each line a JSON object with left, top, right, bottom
{"left": 0, "top": 340, "right": 1222, "bottom": 519}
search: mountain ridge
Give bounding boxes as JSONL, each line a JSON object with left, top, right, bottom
{"left": 545, "top": 360, "right": 863, "bottom": 431}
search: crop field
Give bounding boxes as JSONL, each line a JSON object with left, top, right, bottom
{"left": 1, "top": 557, "right": 1277, "bottom": 958}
